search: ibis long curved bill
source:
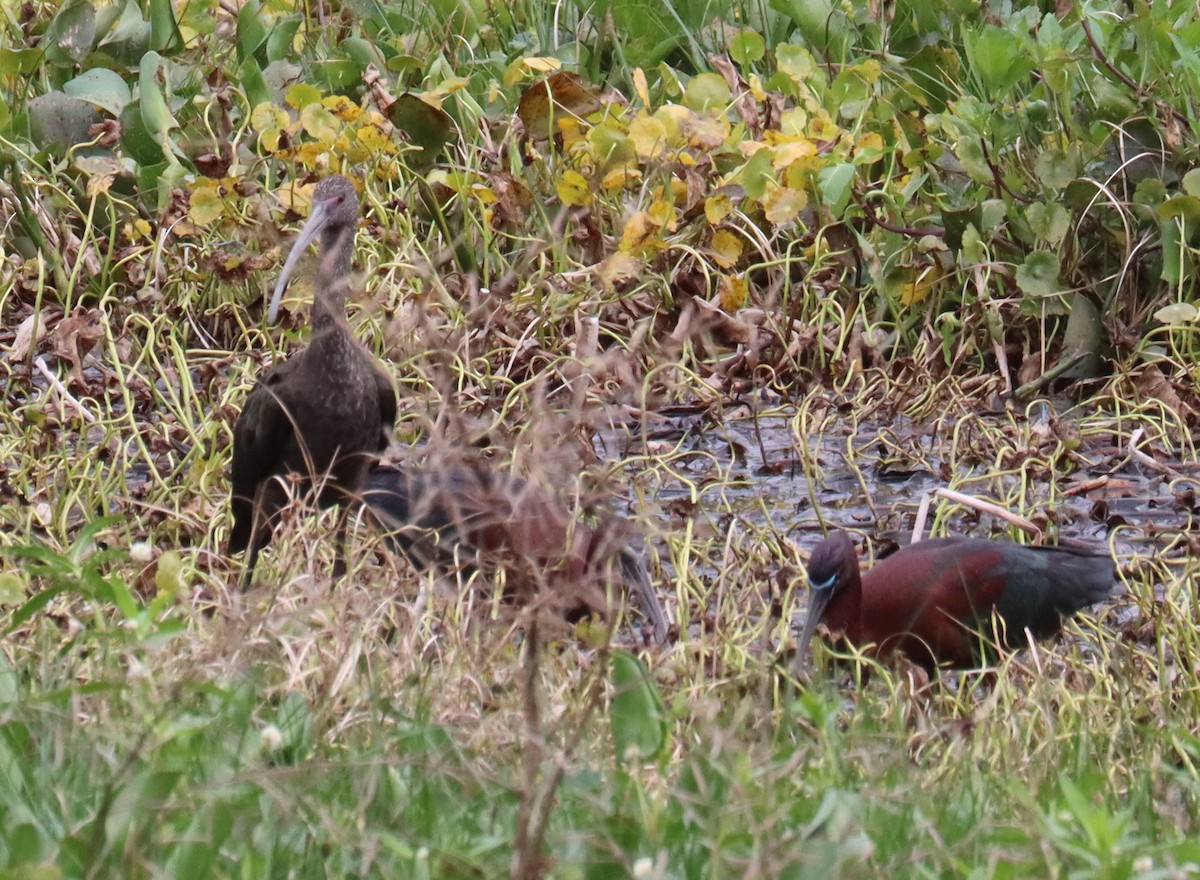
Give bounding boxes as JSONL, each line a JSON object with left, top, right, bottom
{"left": 268, "top": 197, "right": 336, "bottom": 323}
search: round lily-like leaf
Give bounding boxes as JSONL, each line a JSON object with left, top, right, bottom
{"left": 28, "top": 92, "right": 101, "bottom": 150}
{"left": 64, "top": 68, "right": 132, "bottom": 117}
{"left": 388, "top": 93, "right": 454, "bottom": 169}
{"left": 1015, "top": 250, "right": 1061, "bottom": 297}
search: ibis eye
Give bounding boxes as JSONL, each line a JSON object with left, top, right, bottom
{"left": 810, "top": 573, "right": 838, "bottom": 592}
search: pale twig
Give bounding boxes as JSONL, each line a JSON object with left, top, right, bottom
{"left": 1128, "top": 427, "right": 1185, "bottom": 479}
{"left": 931, "top": 487, "right": 1041, "bottom": 539}
{"left": 34, "top": 356, "right": 97, "bottom": 423}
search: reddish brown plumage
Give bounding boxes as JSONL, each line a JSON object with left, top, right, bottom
{"left": 362, "top": 460, "right": 669, "bottom": 642}
{"left": 797, "top": 530, "right": 1119, "bottom": 671}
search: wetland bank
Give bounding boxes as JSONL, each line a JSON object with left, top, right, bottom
{"left": 2, "top": 0, "right": 1200, "bottom": 876}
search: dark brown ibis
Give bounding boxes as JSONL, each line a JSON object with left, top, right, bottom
{"left": 796, "top": 530, "right": 1119, "bottom": 672}
{"left": 361, "top": 460, "right": 669, "bottom": 643}
{"left": 229, "top": 175, "right": 397, "bottom": 586}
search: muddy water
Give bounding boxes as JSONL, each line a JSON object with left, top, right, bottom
{"left": 598, "top": 410, "right": 1195, "bottom": 560}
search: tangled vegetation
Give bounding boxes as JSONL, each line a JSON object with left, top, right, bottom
{"left": 2, "top": 0, "right": 1200, "bottom": 877}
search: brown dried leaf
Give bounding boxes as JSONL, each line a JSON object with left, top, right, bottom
{"left": 7, "top": 309, "right": 49, "bottom": 362}
{"left": 1135, "top": 364, "right": 1190, "bottom": 436}
{"left": 53, "top": 307, "right": 105, "bottom": 385}
{"left": 517, "top": 72, "right": 604, "bottom": 144}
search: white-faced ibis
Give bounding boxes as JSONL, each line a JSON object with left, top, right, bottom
{"left": 796, "top": 530, "right": 1119, "bottom": 672}
{"left": 361, "top": 460, "right": 670, "bottom": 643}
{"left": 229, "top": 175, "right": 397, "bottom": 586}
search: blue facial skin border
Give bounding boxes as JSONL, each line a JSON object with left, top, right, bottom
{"left": 811, "top": 574, "right": 838, "bottom": 592}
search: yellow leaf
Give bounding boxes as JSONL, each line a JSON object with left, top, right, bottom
{"left": 422, "top": 77, "right": 470, "bottom": 102}
{"left": 188, "top": 184, "right": 223, "bottom": 225}
{"left": 619, "top": 211, "right": 663, "bottom": 256}
{"left": 285, "top": 83, "right": 324, "bottom": 109}
{"left": 853, "top": 131, "right": 885, "bottom": 163}
{"left": 558, "top": 116, "right": 587, "bottom": 150}
{"left": 251, "top": 102, "right": 290, "bottom": 132}
{"left": 770, "top": 138, "right": 818, "bottom": 168}
{"left": 779, "top": 107, "right": 808, "bottom": 137}
{"left": 900, "top": 266, "right": 940, "bottom": 306}
{"left": 711, "top": 230, "right": 743, "bottom": 269}
{"left": 654, "top": 104, "right": 691, "bottom": 142}
{"left": 602, "top": 167, "right": 641, "bottom": 189}
{"left": 648, "top": 198, "right": 676, "bottom": 230}
{"left": 277, "top": 182, "right": 316, "bottom": 214}
{"left": 808, "top": 115, "right": 841, "bottom": 140}
{"left": 683, "top": 114, "right": 730, "bottom": 150}
{"left": 747, "top": 73, "right": 766, "bottom": 102}
{"left": 300, "top": 103, "right": 339, "bottom": 142}
{"left": 633, "top": 67, "right": 650, "bottom": 107}
{"left": 628, "top": 113, "right": 668, "bottom": 158}
{"left": 523, "top": 56, "right": 562, "bottom": 73}
{"left": 295, "top": 141, "right": 328, "bottom": 169}
{"left": 285, "top": 83, "right": 323, "bottom": 109}
{"left": 356, "top": 123, "right": 391, "bottom": 153}
{"left": 598, "top": 252, "right": 643, "bottom": 287}
{"left": 324, "top": 95, "right": 362, "bottom": 121}
{"left": 760, "top": 183, "right": 807, "bottom": 225}
{"left": 718, "top": 274, "right": 749, "bottom": 311}
{"left": 128, "top": 219, "right": 152, "bottom": 240}
{"left": 738, "top": 140, "right": 769, "bottom": 158}
{"left": 86, "top": 174, "right": 114, "bottom": 197}
{"left": 705, "top": 194, "right": 733, "bottom": 224}
{"left": 557, "top": 169, "right": 593, "bottom": 206}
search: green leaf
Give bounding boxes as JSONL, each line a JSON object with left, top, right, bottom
{"left": 45, "top": 0, "right": 97, "bottom": 66}
{"left": 1158, "top": 195, "right": 1200, "bottom": 221}
{"left": 1183, "top": 168, "right": 1200, "bottom": 198}
{"left": 138, "top": 50, "right": 177, "bottom": 146}
{"left": 238, "top": 58, "right": 271, "bottom": 109}
{"left": 1014, "top": 251, "right": 1061, "bottom": 297}
{"left": 149, "top": 0, "right": 182, "bottom": 53}
{"left": 64, "top": 68, "right": 132, "bottom": 116}
{"left": 729, "top": 29, "right": 765, "bottom": 66}
{"left": 683, "top": 73, "right": 731, "bottom": 113}
{"left": 963, "top": 25, "right": 1033, "bottom": 98}
{"left": 98, "top": 0, "right": 152, "bottom": 64}
{"left": 610, "top": 649, "right": 667, "bottom": 764}
{"left": 818, "top": 162, "right": 855, "bottom": 214}
{"left": 774, "top": 44, "right": 815, "bottom": 83}
{"left": 387, "top": 94, "right": 454, "bottom": 170}
{"left": 1024, "top": 201, "right": 1070, "bottom": 245}
{"left": 739, "top": 149, "right": 774, "bottom": 200}
{"left": 237, "top": 0, "right": 269, "bottom": 64}
{"left": 120, "top": 100, "right": 162, "bottom": 165}
{"left": 1160, "top": 217, "right": 1182, "bottom": 285}
{"left": 1033, "top": 148, "right": 1075, "bottom": 190}
{"left": 27, "top": 92, "right": 100, "bottom": 150}
{"left": 0, "top": 48, "right": 43, "bottom": 77}
{"left": 266, "top": 14, "right": 303, "bottom": 64}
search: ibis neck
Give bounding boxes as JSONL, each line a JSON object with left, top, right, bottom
{"left": 320, "top": 225, "right": 354, "bottom": 281}
{"left": 312, "top": 223, "right": 354, "bottom": 332}
{"left": 822, "top": 573, "right": 863, "bottom": 641}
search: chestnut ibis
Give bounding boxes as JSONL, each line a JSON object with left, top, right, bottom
{"left": 362, "top": 460, "right": 669, "bottom": 643}
{"left": 229, "top": 175, "right": 397, "bottom": 586}
{"left": 796, "top": 530, "right": 1119, "bottom": 672}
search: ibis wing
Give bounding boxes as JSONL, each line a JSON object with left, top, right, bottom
{"left": 373, "top": 366, "right": 397, "bottom": 449}
{"left": 230, "top": 367, "right": 294, "bottom": 506}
